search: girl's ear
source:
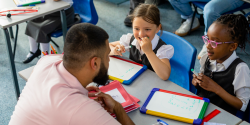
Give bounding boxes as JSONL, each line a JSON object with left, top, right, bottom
{"left": 156, "top": 24, "right": 162, "bottom": 33}
{"left": 230, "top": 43, "right": 238, "bottom": 51}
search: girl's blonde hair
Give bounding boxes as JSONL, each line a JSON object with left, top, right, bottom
{"left": 129, "top": 4, "right": 163, "bottom": 35}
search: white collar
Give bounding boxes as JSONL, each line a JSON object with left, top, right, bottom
{"left": 131, "top": 34, "right": 159, "bottom": 55}
{"left": 210, "top": 51, "right": 238, "bottom": 69}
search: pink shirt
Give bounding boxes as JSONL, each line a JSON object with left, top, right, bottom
{"left": 9, "top": 55, "right": 121, "bottom": 125}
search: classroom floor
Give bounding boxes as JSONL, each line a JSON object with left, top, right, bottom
{"left": 0, "top": 0, "right": 250, "bottom": 124}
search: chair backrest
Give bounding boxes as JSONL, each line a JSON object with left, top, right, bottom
{"left": 236, "top": 100, "right": 250, "bottom": 122}
{"left": 157, "top": 31, "right": 197, "bottom": 93}
{"left": 73, "top": 0, "right": 98, "bottom": 25}
{"left": 50, "top": 0, "right": 98, "bottom": 38}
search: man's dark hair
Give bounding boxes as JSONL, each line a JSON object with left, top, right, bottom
{"left": 63, "top": 23, "right": 109, "bottom": 70}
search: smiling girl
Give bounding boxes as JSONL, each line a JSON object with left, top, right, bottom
{"left": 192, "top": 14, "right": 250, "bottom": 115}
{"left": 109, "top": 4, "right": 174, "bottom": 80}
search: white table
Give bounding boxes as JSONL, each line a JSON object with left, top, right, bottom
{"left": 0, "top": 0, "right": 70, "bottom": 100}
{"left": 19, "top": 66, "right": 242, "bottom": 125}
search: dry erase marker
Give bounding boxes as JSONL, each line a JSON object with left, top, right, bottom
{"left": 95, "top": 91, "right": 101, "bottom": 96}
{"left": 50, "top": 44, "right": 56, "bottom": 54}
{"left": 54, "top": 49, "right": 58, "bottom": 54}
{"left": 42, "top": 51, "right": 46, "bottom": 56}
{"left": 152, "top": 119, "right": 168, "bottom": 125}
{"left": 191, "top": 69, "right": 198, "bottom": 76}
{"left": 117, "top": 45, "right": 132, "bottom": 51}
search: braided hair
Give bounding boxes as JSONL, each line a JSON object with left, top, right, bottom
{"left": 215, "top": 14, "right": 250, "bottom": 51}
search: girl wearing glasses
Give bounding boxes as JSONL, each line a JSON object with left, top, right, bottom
{"left": 192, "top": 14, "right": 250, "bottom": 115}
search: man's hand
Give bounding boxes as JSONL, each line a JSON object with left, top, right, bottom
{"left": 95, "top": 92, "right": 120, "bottom": 113}
{"left": 86, "top": 86, "right": 100, "bottom": 93}
{"left": 86, "top": 86, "right": 105, "bottom": 106}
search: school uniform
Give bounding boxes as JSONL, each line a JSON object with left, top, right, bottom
{"left": 120, "top": 33, "right": 174, "bottom": 71}
{"left": 198, "top": 51, "right": 250, "bottom": 115}
{"left": 25, "top": 0, "right": 75, "bottom": 43}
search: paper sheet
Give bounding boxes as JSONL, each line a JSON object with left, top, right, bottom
{"left": 204, "top": 122, "right": 226, "bottom": 125}
{"left": 105, "top": 88, "right": 126, "bottom": 103}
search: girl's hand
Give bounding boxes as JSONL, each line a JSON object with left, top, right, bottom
{"left": 196, "top": 73, "right": 222, "bottom": 94}
{"left": 110, "top": 45, "right": 125, "bottom": 56}
{"left": 139, "top": 37, "right": 153, "bottom": 54}
{"left": 192, "top": 74, "right": 199, "bottom": 87}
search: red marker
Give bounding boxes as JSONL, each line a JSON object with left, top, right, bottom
{"left": 201, "top": 109, "right": 221, "bottom": 125}
{"left": 51, "top": 50, "right": 53, "bottom": 54}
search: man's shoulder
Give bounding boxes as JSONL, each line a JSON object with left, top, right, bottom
{"left": 36, "top": 54, "right": 63, "bottom": 66}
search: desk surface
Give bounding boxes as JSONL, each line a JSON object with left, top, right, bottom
{"left": 19, "top": 65, "right": 242, "bottom": 125}
{"left": 242, "top": 0, "right": 250, "bottom": 4}
{"left": 240, "top": 121, "right": 250, "bottom": 125}
{"left": 0, "top": 0, "right": 70, "bottom": 29}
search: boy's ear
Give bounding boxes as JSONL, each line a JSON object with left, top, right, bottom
{"left": 230, "top": 43, "right": 238, "bottom": 51}
{"left": 90, "top": 57, "right": 101, "bottom": 71}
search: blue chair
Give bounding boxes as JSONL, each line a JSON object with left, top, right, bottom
{"left": 188, "top": 2, "right": 250, "bottom": 34}
{"left": 236, "top": 101, "right": 250, "bottom": 123}
{"left": 157, "top": 31, "right": 197, "bottom": 93}
{"left": 49, "top": 0, "right": 98, "bottom": 46}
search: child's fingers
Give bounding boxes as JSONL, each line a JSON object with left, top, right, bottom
{"left": 141, "top": 37, "right": 149, "bottom": 42}
{"left": 137, "top": 39, "right": 142, "bottom": 46}
{"left": 119, "top": 45, "right": 126, "bottom": 53}
{"left": 198, "top": 73, "right": 204, "bottom": 77}
{"left": 192, "top": 78, "right": 198, "bottom": 86}
{"left": 116, "top": 51, "right": 123, "bottom": 56}
{"left": 196, "top": 79, "right": 202, "bottom": 84}
{"left": 192, "top": 74, "right": 197, "bottom": 78}
{"left": 115, "top": 46, "right": 123, "bottom": 56}
{"left": 199, "top": 81, "right": 206, "bottom": 88}
{"left": 196, "top": 75, "right": 203, "bottom": 81}
{"left": 141, "top": 37, "right": 146, "bottom": 43}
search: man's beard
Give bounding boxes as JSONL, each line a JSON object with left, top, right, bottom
{"left": 93, "top": 62, "right": 109, "bottom": 86}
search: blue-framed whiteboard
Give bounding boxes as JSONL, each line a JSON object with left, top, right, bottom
{"left": 108, "top": 56, "right": 147, "bottom": 85}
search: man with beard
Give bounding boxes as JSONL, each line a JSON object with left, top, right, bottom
{"left": 9, "top": 23, "right": 135, "bottom": 125}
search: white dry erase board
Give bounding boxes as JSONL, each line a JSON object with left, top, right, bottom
{"left": 13, "top": 0, "right": 45, "bottom": 7}
{"left": 108, "top": 56, "right": 147, "bottom": 85}
{"left": 140, "top": 88, "right": 210, "bottom": 125}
